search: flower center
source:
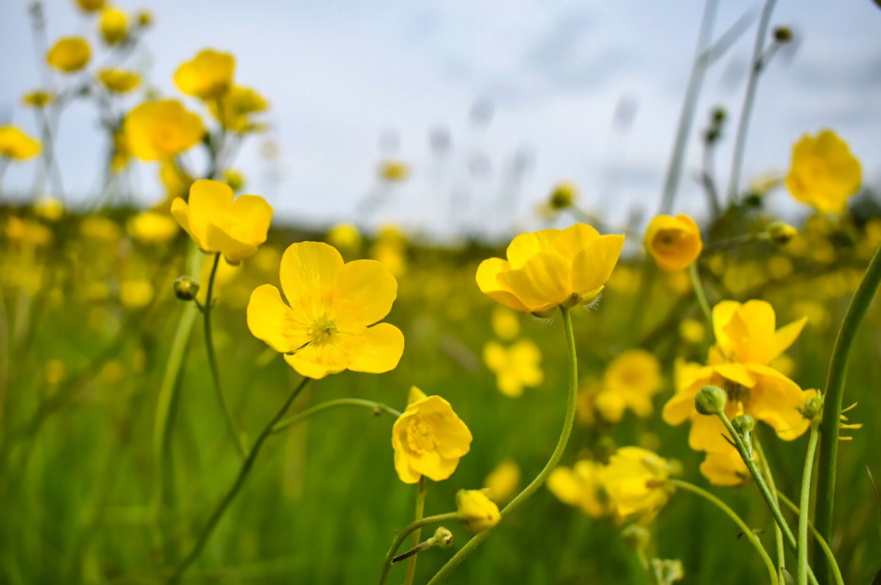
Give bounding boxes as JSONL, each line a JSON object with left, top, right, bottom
{"left": 309, "top": 313, "right": 338, "bottom": 346}
{"left": 406, "top": 417, "right": 437, "bottom": 453}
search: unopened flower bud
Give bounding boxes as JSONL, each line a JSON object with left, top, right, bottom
{"left": 622, "top": 525, "right": 651, "bottom": 551}
{"left": 732, "top": 414, "right": 755, "bottom": 435}
{"left": 773, "top": 26, "right": 793, "bottom": 43}
{"left": 767, "top": 221, "right": 797, "bottom": 245}
{"left": 801, "top": 395, "right": 823, "bottom": 421}
{"left": 549, "top": 182, "right": 577, "bottom": 210}
{"left": 136, "top": 10, "right": 153, "bottom": 27}
{"left": 431, "top": 527, "right": 454, "bottom": 549}
{"left": 173, "top": 276, "right": 200, "bottom": 301}
{"left": 695, "top": 385, "right": 726, "bottom": 415}
{"left": 456, "top": 489, "right": 500, "bottom": 535}
{"left": 711, "top": 107, "right": 727, "bottom": 124}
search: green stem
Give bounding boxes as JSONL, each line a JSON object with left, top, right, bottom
{"left": 203, "top": 252, "right": 248, "bottom": 458}
{"left": 815, "top": 243, "right": 881, "bottom": 584}
{"left": 688, "top": 263, "right": 714, "bottom": 336}
{"left": 378, "top": 512, "right": 461, "bottom": 585}
{"left": 754, "top": 439, "right": 786, "bottom": 581}
{"left": 272, "top": 399, "right": 401, "bottom": 434}
{"left": 425, "top": 306, "right": 580, "bottom": 585}
{"left": 798, "top": 422, "right": 821, "bottom": 585}
{"left": 778, "top": 494, "right": 844, "bottom": 585}
{"left": 404, "top": 476, "right": 427, "bottom": 585}
{"left": 667, "top": 479, "right": 778, "bottom": 585}
{"left": 165, "top": 376, "right": 310, "bottom": 585}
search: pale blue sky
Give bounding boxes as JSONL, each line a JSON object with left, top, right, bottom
{"left": 1, "top": 0, "right": 879, "bottom": 240}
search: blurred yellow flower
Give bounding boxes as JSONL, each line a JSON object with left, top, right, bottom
{"left": 392, "top": 387, "right": 472, "bottom": 483}
{"left": 47, "top": 37, "right": 91, "bottom": 73}
{"left": 127, "top": 211, "right": 179, "bottom": 244}
{"left": 124, "top": 100, "right": 204, "bottom": 161}
{"left": 483, "top": 459, "right": 521, "bottom": 504}
{"left": 713, "top": 300, "right": 806, "bottom": 366}
{"left": 223, "top": 168, "right": 245, "bottom": 192}
{"left": 209, "top": 86, "right": 268, "bottom": 132}
{"left": 482, "top": 339, "right": 543, "bottom": 398}
{"left": 110, "top": 129, "right": 131, "bottom": 172}
{"left": 477, "top": 223, "right": 625, "bottom": 317}
{"left": 699, "top": 446, "right": 752, "bottom": 487}
{"left": 594, "top": 389, "right": 627, "bottom": 423}
{"left": 98, "top": 69, "right": 140, "bottom": 93}
{"left": 100, "top": 7, "right": 128, "bottom": 44}
{"left": 172, "top": 179, "right": 272, "bottom": 263}
{"left": 158, "top": 161, "right": 193, "bottom": 203}
{"left": 547, "top": 459, "right": 606, "bottom": 517}
{"left": 490, "top": 306, "right": 520, "bottom": 340}
{"left": 247, "top": 241, "right": 405, "bottom": 379}
{"left": 644, "top": 214, "right": 702, "bottom": 272}
{"left": 45, "top": 359, "right": 66, "bottom": 385}
{"left": 0, "top": 126, "right": 42, "bottom": 160}
{"left": 75, "top": 0, "right": 105, "bottom": 13}
{"left": 120, "top": 280, "right": 154, "bottom": 309}
{"left": 174, "top": 49, "right": 235, "bottom": 100}
{"left": 602, "top": 349, "right": 661, "bottom": 418}
{"left": 601, "top": 447, "right": 675, "bottom": 524}
{"left": 136, "top": 9, "right": 152, "bottom": 27}
{"left": 456, "top": 489, "right": 500, "bottom": 534}
{"left": 378, "top": 159, "right": 409, "bottom": 182}
{"left": 80, "top": 215, "right": 121, "bottom": 242}
{"left": 371, "top": 241, "right": 407, "bottom": 277}
{"left": 548, "top": 182, "right": 577, "bottom": 210}
{"left": 6, "top": 217, "right": 52, "bottom": 247}
{"left": 327, "top": 223, "right": 362, "bottom": 253}
{"left": 22, "top": 90, "right": 54, "bottom": 108}
{"left": 34, "top": 197, "right": 64, "bottom": 221}
{"left": 786, "top": 129, "right": 861, "bottom": 215}
{"left": 678, "top": 318, "right": 705, "bottom": 344}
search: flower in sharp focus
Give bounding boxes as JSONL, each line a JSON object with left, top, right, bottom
{"left": 127, "top": 211, "right": 179, "bottom": 245}
{"left": 247, "top": 241, "right": 405, "bottom": 379}
{"left": 786, "top": 129, "right": 861, "bottom": 215}
{"left": 392, "top": 387, "right": 472, "bottom": 483}
{"left": 124, "top": 100, "right": 204, "bottom": 161}
{"left": 99, "top": 7, "right": 128, "bottom": 44}
{"left": 209, "top": 86, "right": 268, "bottom": 132}
{"left": 47, "top": 37, "right": 91, "bottom": 73}
{"left": 601, "top": 349, "right": 662, "bottom": 419}
{"left": 98, "top": 69, "right": 141, "bottom": 94}
{"left": 644, "top": 214, "right": 702, "bottom": 272}
{"left": 174, "top": 49, "right": 235, "bottom": 100}
{"left": 456, "top": 489, "right": 500, "bottom": 534}
{"left": 548, "top": 459, "right": 607, "bottom": 518}
{"left": 482, "top": 339, "right": 543, "bottom": 398}
{"left": 476, "top": 223, "right": 625, "bottom": 317}
{"left": 0, "top": 126, "right": 42, "bottom": 160}
{"left": 171, "top": 179, "right": 272, "bottom": 263}
{"left": 22, "top": 90, "right": 54, "bottom": 108}
{"left": 699, "top": 446, "right": 753, "bottom": 487}
{"left": 483, "top": 459, "right": 521, "bottom": 504}
{"left": 601, "top": 447, "right": 676, "bottom": 525}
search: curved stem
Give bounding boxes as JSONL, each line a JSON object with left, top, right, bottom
{"left": 165, "top": 376, "right": 310, "bottom": 585}
{"left": 377, "top": 512, "right": 460, "bottom": 585}
{"left": 778, "top": 494, "right": 844, "bottom": 585}
{"left": 754, "top": 438, "right": 786, "bottom": 581}
{"left": 798, "top": 423, "right": 821, "bottom": 585}
{"left": 404, "top": 477, "right": 427, "bottom": 585}
{"left": 667, "top": 479, "right": 778, "bottom": 585}
{"left": 272, "top": 399, "right": 401, "bottom": 434}
{"left": 815, "top": 243, "right": 881, "bottom": 584}
{"left": 425, "top": 306, "right": 579, "bottom": 585}
{"left": 688, "top": 263, "right": 714, "bottom": 337}
{"left": 203, "top": 252, "right": 248, "bottom": 458}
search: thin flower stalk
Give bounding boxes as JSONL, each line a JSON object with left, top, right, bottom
{"left": 378, "top": 513, "right": 461, "bottom": 585}
{"left": 778, "top": 494, "right": 844, "bottom": 585}
{"left": 404, "top": 476, "right": 427, "bottom": 585}
{"left": 272, "top": 399, "right": 401, "bottom": 434}
{"left": 797, "top": 422, "right": 820, "bottom": 585}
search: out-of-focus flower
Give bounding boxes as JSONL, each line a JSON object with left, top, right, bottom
{"left": 136, "top": 9, "right": 152, "bottom": 27}
{"left": 172, "top": 179, "right": 272, "bottom": 263}
{"left": 120, "top": 280, "right": 154, "bottom": 308}
{"left": 713, "top": 300, "right": 806, "bottom": 366}
{"left": 45, "top": 359, "right": 66, "bottom": 384}
{"left": 644, "top": 214, "right": 702, "bottom": 272}
{"left": 99, "top": 7, "right": 128, "bottom": 44}
{"left": 548, "top": 459, "right": 606, "bottom": 517}
{"left": 98, "top": 69, "right": 141, "bottom": 94}
{"left": 327, "top": 223, "right": 362, "bottom": 254}
{"left": 548, "top": 182, "right": 577, "bottom": 211}
{"left": 47, "top": 37, "right": 91, "bottom": 73}
{"left": 247, "top": 241, "right": 405, "bottom": 379}
{"left": 371, "top": 225, "right": 408, "bottom": 277}
{"left": 124, "top": 100, "right": 204, "bottom": 161}
{"left": 75, "top": 0, "right": 105, "bottom": 13}
{"left": 392, "top": 387, "right": 472, "bottom": 483}
{"left": 6, "top": 217, "right": 52, "bottom": 247}
{"left": 483, "top": 459, "right": 521, "bottom": 504}
{"left": 21, "top": 90, "right": 54, "bottom": 108}
{"left": 786, "top": 129, "right": 861, "bottom": 215}
{"left": 490, "top": 306, "right": 520, "bottom": 340}
{"left": 223, "top": 168, "right": 245, "bottom": 192}
{"left": 127, "top": 211, "right": 179, "bottom": 244}
{"left": 483, "top": 339, "right": 543, "bottom": 398}
{"left": 110, "top": 129, "right": 131, "bottom": 172}
{"left": 209, "top": 86, "right": 268, "bottom": 132}
{"left": 601, "top": 447, "right": 676, "bottom": 524}
{"left": 456, "top": 489, "right": 500, "bottom": 534}
{"left": 602, "top": 349, "right": 661, "bottom": 418}
{"left": 700, "top": 446, "right": 753, "bottom": 487}
{"left": 174, "top": 49, "right": 235, "bottom": 100}
{"left": 678, "top": 318, "right": 705, "bottom": 344}
{"left": 477, "top": 223, "right": 624, "bottom": 317}
{"left": 80, "top": 215, "right": 121, "bottom": 242}
{"left": 34, "top": 197, "right": 64, "bottom": 221}
{"left": 0, "top": 126, "right": 42, "bottom": 160}
{"left": 378, "top": 159, "right": 409, "bottom": 182}
{"left": 158, "top": 161, "right": 193, "bottom": 203}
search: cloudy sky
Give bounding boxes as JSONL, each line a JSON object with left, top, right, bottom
{"left": 1, "top": 0, "right": 879, "bottom": 240}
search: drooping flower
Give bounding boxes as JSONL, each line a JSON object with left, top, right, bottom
{"left": 482, "top": 339, "right": 543, "bottom": 398}
{"left": 124, "top": 100, "right": 204, "bottom": 161}
{"left": 174, "top": 49, "right": 235, "bottom": 100}
{"left": 601, "top": 349, "right": 661, "bottom": 418}
{"left": 0, "top": 126, "right": 42, "bottom": 160}
{"left": 209, "top": 86, "right": 268, "bottom": 132}
{"left": 247, "top": 241, "right": 405, "bottom": 379}
{"left": 483, "top": 459, "right": 521, "bottom": 504}
{"left": 456, "top": 489, "right": 500, "bottom": 534}
{"left": 98, "top": 69, "right": 140, "bottom": 94}
{"left": 601, "top": 447, "right": 676, "bottom": 524}
{"left": 46, "top": 37, "right": 91, "bottom": 73}
{"left": 644, "top": 214, "right": 702, "bottom": 272}
{"left": 786, "top": 129, "right": 861, "bottom": 215}
{"left": 392, "top": 387, "right": 471, "bottom": 483}
{"left": 171, "top": 179, "right": 272, "bottom": 263}
{"left": 99, "top": 7, "right": 128, "bottom": 44}
{"left": 547, "top": 459, "right": 607, "bottom": 518}
{"left": 476, "top": 223, "right": 625, "bottom": 317}
{"left": 127, "top": 211, "right": 179, "bottom": 245}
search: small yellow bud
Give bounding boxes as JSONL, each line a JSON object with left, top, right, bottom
{"left": 455, "top": 489, "right": 500, "bottom": 535}
{"left": 431, "top": 527, "right": 453, "bottom": 549}
{"left": 767, "top": 221, "right": 797, "bottom": 246}
{"left": 695, "top": 385, "right": 726, "bottom": 415}
{"left": 223, "top": 169, "right": 245, "bottom": 192}
{"left": 173, "top": 276, "right": 200, "bottom": 301}
{"left": 801, "top": 395, "right": 823, "bottom": 421}
{"left": 136, "top": 9, "right": 153, "bottom": 27}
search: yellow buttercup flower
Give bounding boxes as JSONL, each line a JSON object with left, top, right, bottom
{"left": 490, "top": 306, "right": 520, "bottom": 340}
{"left": 80, "top": 215, "right": 121, "bottom": 242}
{"left": 712, "top": 300, "right": 807, "bottom": 366}
{"left": 75, "top": 0, "right": 105, "bottom": 12}
{"left": 601, "top": 447, "right": 676, "bottom": 525}
{"left": 482, "top": 339, "right": 543, "bottom": 398}
{"left": 174, "top": 49, "right": 235, "bottom": 100}
{"left": 6, "top": 217, "right": 52, "bottom": 247}
{"left": 327, "top": 223, "right": 362, "bottom": 254}
{"left": 247, "top": 241, "right": 405, "bottom": 379}
{"left": 699, "top": 446, "right": 753, "bottom": 487}
{"left": 209, "top": 86, "right": 268, "bottom": 132}
{"left": 476, "top": 223, "right": 625, "bottom": 317}
{"left": 120, "top": 280, "right": 154, "bottom": 309}
{"left": 455, "top": 489, "right": 500, "bottom": 534}
{"left": 483, "top": 459, "right": 521, "bottom": 504}
{"left": 100, "top": 7, "right": 128, "bottom": 44}
{"left": 602, "top": 349, "right": 661, "bottom": 418}
{"left": 786, "top": 129, "right": 861, "bottom": 215}
{"left": 124, "top": 100, "right": 204, "bottom": 161}
{"left": 547, "top": 459, "right": 606, "bottom": 517}
{"left": 34, "top": 197, "right": 64, "bottom": 222}
{"left": 171, "top": 179, "right": 272, "bottom": 263}
{"left": 98, "top": 69, "right": 140, "bottom": 94}
{"left": 379, "top": 160, "right": 409, "bottom": 182}
{"left": 127, "top": 211, "right": 179, "bottom": 244}
{"left": 392, "top": 387, "right": 472, "bottom": 483}
{"left": 0, "top": 126, "right": 42, "bottom": 160}
{"left": 22, "top": 90, "right": 54, "bottom": 108}
{"left": 136, "top": 9, "right": 153, "bottom": 27}
{"left": 47, "top": 37, "right": 91, "bottom": 73}
{"left": 644, "top": 214, "right": 702, "bottom": 272}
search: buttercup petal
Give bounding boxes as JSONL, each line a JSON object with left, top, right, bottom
{"left": 506, "top": 229, "right": 561, "bottom": 269}
{"left": 229, "top": 194, "right": 273, "bottom": 245}
{"left": 205, "top": 224, "right": 258, "bottom": 262}
{"left": 553, "top": 223, "right": 600, "bottom": 263}
{"left": 279, "top": 242, "right": 344, "bottom": 319}
{"left": 346, "top": 323, "right": 405, "bottom": 374}
{"left": 246, "top": 284, "right": 309, "bottom": 353}
{"left": 331, "top": 259, "right": 397, "bottom": 328}
{"left": 570, "top": 234, "right": 625, "bottom": 298}
{"left": 497, "top": 252, "right": 570, "bottom": 311}
{"left": 476, "top": 258, "right": 529, "bottom": 312}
